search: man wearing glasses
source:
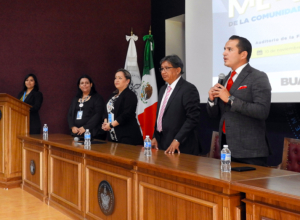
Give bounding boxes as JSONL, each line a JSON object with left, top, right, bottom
{"left": 151, "top": 55, "right": 201, "bottom": 155}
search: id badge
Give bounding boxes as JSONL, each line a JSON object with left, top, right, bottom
{"left": 108, "top": 113, "right": 114, "bottom": 123}
{"left": 76, "top": 111, "right": 83, "bottom": 120}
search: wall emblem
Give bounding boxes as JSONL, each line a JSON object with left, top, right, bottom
{"left": 140, "top": 81, "right": 153, "bottom": 104}
{"left": 98, "top": 180, "right": 115, "bottom": 215}
{"left": 30, "top": 160, "right": 36, "bottom": 175}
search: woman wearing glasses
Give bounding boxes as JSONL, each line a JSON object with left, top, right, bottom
{"left": 102, "top": 69, "right": 143, "bottom": 145}
{"left": 68, "top": 75, "right": 105, "bottom": 139}
{"left": 17, "top": 73, "right": 43, "bottom": 134}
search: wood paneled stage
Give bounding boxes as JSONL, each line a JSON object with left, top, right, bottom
{"left": 18, "top": 134, "right": 300, "bottom": 220}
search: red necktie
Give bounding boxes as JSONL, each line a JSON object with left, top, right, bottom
{"left": 222, "top": 71, "right": 237, "bottom": 133}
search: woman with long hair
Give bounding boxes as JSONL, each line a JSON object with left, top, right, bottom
{"left": 17, "top": 73, "right": 43, "bottom": 134}
{"left": 67, "top": 74, "right": 105, "bottom": 139}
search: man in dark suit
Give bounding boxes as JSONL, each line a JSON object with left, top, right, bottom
{"left": 207, "top": 35, "right": 272, "bottom": 166}
{"left": 152, "top": 55, "right": 201, "bottom": 155}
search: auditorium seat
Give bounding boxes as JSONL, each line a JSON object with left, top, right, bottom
{"left": 278, "top": 138, "right": 300, "bottom": 172}
{"left": 207, "top": 131, "right": 220, "bottom": 159}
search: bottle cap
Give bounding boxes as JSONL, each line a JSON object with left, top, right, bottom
{"left": 146, "top": 135, "right": 149, "bottom": 138}
{"left": 223, "top": 145, "right": 228, "bottom": 148}
{"left": 44, "top": 124, "right": 47, "bottom": 126}
{"left": 86, "top": 129, "right": 89, "bottom": 132}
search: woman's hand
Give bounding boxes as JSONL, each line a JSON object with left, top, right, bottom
{"left": 78, "top": 127, "right": 86, "bottom": 135}
{"left": 102, "top": 123, "right": 111, "bottom": 131}
{"left": 72, "top": 126, "right": 79, "bottom": 134}
{"left": 102, "top": 118, "right": 111, "bottom": 131}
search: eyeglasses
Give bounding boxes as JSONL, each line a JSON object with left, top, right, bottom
{"left": 159, "top": 67, "right": 176, "bottom": 72}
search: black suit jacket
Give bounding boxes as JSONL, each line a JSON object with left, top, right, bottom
{"left": 105, "top": 87, "right": 143, "bottom": 145}
{"left": 207, "top": 64, "right": 272, "bottom": 158}
{"left": 153, "top": 77, "right": 201, "bottom": 155}
{"left": 17, "top": 90, "right": 43, "bottom": 134}
{"left": 68, "top": 93, "right": 105, "bottom": 138}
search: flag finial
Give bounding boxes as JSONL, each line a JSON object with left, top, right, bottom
{"left": 149, "top": 26, "right": 151, "bottom": 35}
{"left": 131, "top": 27, "right": 133, "bottom": 36}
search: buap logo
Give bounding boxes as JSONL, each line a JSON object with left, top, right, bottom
{"left": 281, "top": 77, "right": 300, "bottom": 86}
{"left": 98, "top": 180, "right": 115, "bottom": 216}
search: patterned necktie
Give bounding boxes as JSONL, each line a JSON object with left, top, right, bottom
{"left": 222, "top": 71, "right": 237, "bottom": 133}
{"left": 157, "top": 86, "right": 172, "bottom": 132}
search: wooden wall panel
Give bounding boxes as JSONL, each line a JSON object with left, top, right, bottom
{"left": 85, "top": 159, "right": 133, "bottom": 220}
{"left": 139, "top": 181, "right": 217, "bottom": 220}
{"left": 244, "top": 195, "right": 300, "bottom": 220}
{"left": 137, "top": 173, "right": 229, "bottom": 220}
{"left": 22, "top": 141, "right": 47, "bottom": 201}
{"left": 49, "top": 154, "right": 81, "bottom": 209}
{"left": 48, "top": 147, "right": 84, "bottom": 219}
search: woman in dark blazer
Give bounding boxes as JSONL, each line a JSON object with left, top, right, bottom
{"left": 17, "top": 74, "right": 43, "bottom": 134}
{"left": 68, "top": 74, "right": 105, "bottom": 139}
{"left": 102, "top": 69, "right": 143, "bottom": 145}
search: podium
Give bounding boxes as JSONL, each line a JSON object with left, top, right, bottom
{"left": 0, "top": 93, "right": 30, "bottom": 188}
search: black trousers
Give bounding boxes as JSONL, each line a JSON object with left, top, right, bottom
{"left": 221, "top": 133, "right": 267, "bottom": 166}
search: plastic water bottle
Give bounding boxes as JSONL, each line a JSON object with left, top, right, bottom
{"left": 221, "top": 145, "right": 231, "bottom": 172}
{"left": 144, "top": 135, "right": 152, "bottom": 156}
{"left": 84, "top": 129, "right": 91, "bottom": 148}
{"left": 43, "top": 124, "right": 48, "bottom": 139}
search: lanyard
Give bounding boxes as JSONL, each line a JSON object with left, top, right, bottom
{"left": 79, "top": 95, "right": 90, "bottom": 110}
{"left": 22, "top": 91, "right": 26, "bottom": 102}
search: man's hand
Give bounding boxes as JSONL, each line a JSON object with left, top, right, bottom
{"left": 151, "top": 138, "right": 158, "bottom": 149}
{"left": 165, "top": 139, "right": 180, "bottom": 154}
{"left": 211, "top": 83, "right": 230, "bottom": 103}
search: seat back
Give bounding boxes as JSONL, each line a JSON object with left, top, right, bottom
{"left": 282, "top": 138, "right": 300, "bottom": 172}
{"left": 208, "top": 131, "right": 220, "bottom": 159}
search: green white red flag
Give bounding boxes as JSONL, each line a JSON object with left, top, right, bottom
{"left": 137, "top": 35, "right": 158, "bottom": 139}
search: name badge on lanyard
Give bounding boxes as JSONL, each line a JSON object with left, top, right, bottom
{"left": 77, "top": 111, "right": 83, "bottom": 120}
{"left": 23, "top": 91, "right": 26, "bottom": 102}
{"left": 108, "top": 113, "right": 114, "bottom": 123}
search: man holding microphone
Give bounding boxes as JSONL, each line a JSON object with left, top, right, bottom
{"left": 207, "top": 35, "right": 272, "bottom": 166}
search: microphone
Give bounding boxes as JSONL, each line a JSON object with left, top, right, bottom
{"left": 214, "top": 73, "right": 226, "bottom": 105}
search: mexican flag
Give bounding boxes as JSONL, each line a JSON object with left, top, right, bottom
{"left": 137, "top": 34, "right": 158, "bottom": 139}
